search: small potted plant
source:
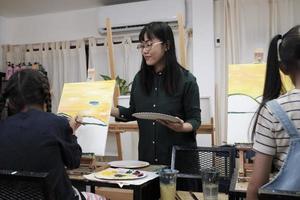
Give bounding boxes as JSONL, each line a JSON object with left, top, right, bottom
{"left": 100, "top": 75, "right": 132, "bottom": 95}
{"left": 100, "top": 74, "right": 132, "bottom": 107}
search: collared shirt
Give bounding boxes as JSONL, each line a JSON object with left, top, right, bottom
{"left": 118, "top": 69, "right": 201, "bottom": 165}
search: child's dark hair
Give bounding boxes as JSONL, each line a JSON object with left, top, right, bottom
{"left": 0, "top": 69, "right": 51, "bottom": 116}
{"left": 138, "top": 21, "right": 184, "bottom": 95}
{"left": 252, "top": 25, "right": 300, "bottom": 139}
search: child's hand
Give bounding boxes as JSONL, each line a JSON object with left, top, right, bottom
{"left": 69, "top": 116, "right": 82, "bottom": 133}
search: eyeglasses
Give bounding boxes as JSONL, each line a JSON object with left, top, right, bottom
{"left": 137, "top": 41, "right": 163, "bottom": 51}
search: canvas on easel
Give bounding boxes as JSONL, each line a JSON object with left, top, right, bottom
{"left": 227, "top": 64, "right": 293, "bottom": 144}
{"left": 57, "top": 80, "right": 115, "bottom": 155}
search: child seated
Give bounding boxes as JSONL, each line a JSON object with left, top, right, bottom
{"left": 0, "top": 69, "right": 105, "bottom": 200}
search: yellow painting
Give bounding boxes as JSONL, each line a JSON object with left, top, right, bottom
{"left": 57, "top": 80, "right": 115, "bottom": 125}
{"left": 228, "top": 63, "right": 293, "bottom": 98}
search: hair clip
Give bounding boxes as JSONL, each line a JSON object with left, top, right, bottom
{"left": 277, "top": 38, "right": 282, "bottom": 62}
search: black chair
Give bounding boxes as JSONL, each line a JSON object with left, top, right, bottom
{"left": 258, "top": 188, "right": 300, "bottom": 200}
{"left": 0, "top": 169, "right": 51, "bottom": 200}
{"left": 171, "top": 145, "right": 236, "bottom": 193}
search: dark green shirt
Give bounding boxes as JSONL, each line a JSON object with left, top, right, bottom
{"left": 118, "top": 69, "right": 201, "bottom": 165}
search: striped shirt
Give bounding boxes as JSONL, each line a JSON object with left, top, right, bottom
{"left": 253, "top": 89, "right": 300, "bottom": 170}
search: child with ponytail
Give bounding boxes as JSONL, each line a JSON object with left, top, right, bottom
{"left": 247, "top": 25, "right": 300, "bottom": 199}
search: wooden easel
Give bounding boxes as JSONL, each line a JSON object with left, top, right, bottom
{"left": 177, "top": 13, "right": 187, "bottom": 68}
{"left": 106, "top": 18, "right": 123, "bottom": 160}
{"left": 108, "top": 119, "right": 215, "bottom": 160}
{"left": 106, "top": 18, "right": 120, "bottom": 106}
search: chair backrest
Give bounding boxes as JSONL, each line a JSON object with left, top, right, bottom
{"left": 258, "top": 188, "right": 300, "bottom": 200}
{"left": 0, "top": 169, "right": 50, "bottom": 200}
{"left": 171, "top": 145, "right": 236, "bottom": 193}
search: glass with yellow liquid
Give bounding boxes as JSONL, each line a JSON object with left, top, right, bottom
{"left": 159, "top": 168, "right": 179, "bottom": 200}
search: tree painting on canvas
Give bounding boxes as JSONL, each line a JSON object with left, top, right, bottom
{"left": 57, "top": 80, "right": 116, "bottom": 155}
{"left": 227, "top": 64, "right": 293, "bottom": 144}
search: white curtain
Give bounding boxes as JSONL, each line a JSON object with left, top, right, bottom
{"left": 2, "top": 40, "right": 87, "bottom": 112}
{"left": 6, "top": 45, "right": 25, "bottom": 65}
{"left": 122, "top": 37, "right": 141, "bottom": 83}
{"left": 25, "top": 44, "right": 42, "bottom": 64}
{"left": 216, "top": 0, "right": 296, "bottom": 144}
{"left": 88, "top": 37, "right": 141, "bottom": 85}
{"left": 42, "top": 40, "right": 86, "bottom": 112}
{"left": 225, "top": 0, "right": 295, "bottom": 65}
{"left": 88, "top": 38, "right": 110, "bottom": 80}
{"left": 270, "top": 0, "right": 294, "bottom": 36}
{"left": 1, "top": 46, "right": 8, "bottom": 72}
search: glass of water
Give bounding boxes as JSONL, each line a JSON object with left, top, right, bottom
{"left": 201, "top": 168, "right": 219, "bottom": 200}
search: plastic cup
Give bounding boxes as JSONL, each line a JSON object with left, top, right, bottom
{"left": 202, "top": 168, "right": 219, "bottom": 200}
{"left": 159, "top": 168, "right": 179, "bottom": 200}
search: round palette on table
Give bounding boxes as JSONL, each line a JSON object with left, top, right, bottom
{"left": 108, "top": 160, "right": 150, "bottom": 169}
{"left": 94, "top": 168, "right": 147, "bottom": 180}
{"left": 132, "top": 112, "right": 181, "bottom": 123}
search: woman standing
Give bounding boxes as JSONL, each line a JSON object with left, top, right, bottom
{"left": 111, "top": 22, "right": 201, "bottom": 165}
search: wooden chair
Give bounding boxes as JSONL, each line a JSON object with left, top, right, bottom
{"left": 0, "top": 169, "right": 51, "bottom": 200}
{"left": 235, "top": 143, "right": 254, "bottom": 178}
{"left": 258, "top": 188, "right": 300, "bottom": 200}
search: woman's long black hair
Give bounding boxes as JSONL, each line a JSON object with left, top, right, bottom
{"left": 138, "top": 21, "right": 185, "bottom": 95}
{"left": 252, "top": 25, "right": 300, "bottom": 139}
{"left": 0, "top": 69, "right": 51, "bottom": 117}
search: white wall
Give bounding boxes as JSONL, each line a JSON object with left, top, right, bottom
{"left": 3, "top": 8, "right": 99, "bottom": 44}
{"left": 192, "top": 0, "right": 215, "bottom": 116}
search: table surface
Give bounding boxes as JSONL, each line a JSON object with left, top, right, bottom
{"left": 68, "top": 163, "right": 165, "bottom": 180}
{"left": 176, "top": 191, "right": 228, "bottom": 200}
{"left": 229, "top": 169, "right": 248, "bottom": 199}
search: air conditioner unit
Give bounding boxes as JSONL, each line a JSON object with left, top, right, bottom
{"left": 98, "top": 0, "right": 186, "bottom": 35}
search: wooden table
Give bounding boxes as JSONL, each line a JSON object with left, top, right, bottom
{"left": 229, "top": 169, "right": 248, "bottom": 200}
{"left": 176, "top": 191, "right": 228, "bottom": 200}
{"left": 109, "top": 120, "right": 214, "bottom": 160}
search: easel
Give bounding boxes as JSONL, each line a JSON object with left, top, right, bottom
{"left": 236, "top": 143, "right": 254, "bottom": 178}
{"left": 105, "top": 18, "right": 124, "bottom": 160}
{"left": 177, "top": 13, "right": 187, "bottom": 68}
{"left": 109, "top": 119, "right": 215, "bottom": 160}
